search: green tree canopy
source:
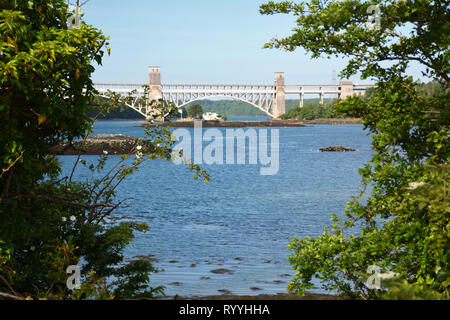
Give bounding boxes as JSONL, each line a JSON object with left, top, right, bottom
{"left": 187, "top": 103, "right": 203, "bottom": 119}
{"left": 261, "top": 0, "right": 449, "bottom": 299}
{"left": 0, "top": 0, "right": 209, "bottom": 300}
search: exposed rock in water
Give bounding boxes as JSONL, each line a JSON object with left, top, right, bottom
{"left": 48, "top": 134, "right": 155, "bottom": 155}
{"left": 217, "top": 289, "right": 232, "bottom": 295}
{"left": 319, "top": 146, "right": 359, "bottom": 152}
{"left": 250, "top": 287, "right": 262, "bottom": 291}
{"left": 210, "top": 268, "right": 235, "bottom": 275}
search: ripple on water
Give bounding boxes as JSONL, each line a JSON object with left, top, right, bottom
{"left": 59, "top": 121, "right": 373, "bottom": 297}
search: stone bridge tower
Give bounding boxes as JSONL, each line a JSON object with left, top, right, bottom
{"left": 148, "top": 66, "right": 163, "bottom": 120}
{"left": 149, "top": 66, "right": 162, "bottom": 102}
{"left": 338, "top": 81, "right": 354, "bottom": 100}
{"left": 273, "top": 72, "right": 285, "bottom": 118}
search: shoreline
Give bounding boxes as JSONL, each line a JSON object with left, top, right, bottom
{"left": 167, "top": 292, "right": 342, "bottom": 300}
{"left": 48, "top": 134, "right": 151, "bottom": 155}
{"left": 140, "top": 119, "right": 361, "bottom": 128}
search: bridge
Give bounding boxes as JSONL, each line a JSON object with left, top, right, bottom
{"left": 94, "top": 66, "right": 374, "bottom": 119}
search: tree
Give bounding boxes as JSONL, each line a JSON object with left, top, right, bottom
{"left": 187, "top": 103, "right": 203, "bottom": 119}
{"left": 261, "top": 0, "right": 449, "bottom": 299}
{"left": 280, "top": 102, "right": 345, "bottom": 120}
{"left": 0, "top": 0, "right": 208, "bottom": 300}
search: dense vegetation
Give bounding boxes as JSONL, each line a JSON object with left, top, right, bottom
{"left": 92, "top": 105, "right": 144, "bottom": 120}
{"left": 186, "top": 103, "right": 203, "bottom": 119}
{"left": 0, "top": 0, "right": 208, "bottom": 300}
{"left": 279, "top": 102, "right": 352, "bottom": 120}
{"left": 261, "top": 0, "right": 449, "bottom": 299}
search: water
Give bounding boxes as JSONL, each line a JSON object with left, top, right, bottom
{"left": 59, "top": 119, "right": 373, "bottom": 297}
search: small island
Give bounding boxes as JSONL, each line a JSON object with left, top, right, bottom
{"left": 48, "top": 134, "right": 152, "bottom": 155}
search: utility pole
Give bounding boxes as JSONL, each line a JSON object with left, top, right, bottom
{"left": 67, "top": 0, "right": 90, "bottom": 29}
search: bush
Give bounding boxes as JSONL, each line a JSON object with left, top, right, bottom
{"left": 280, "top": 102, "right": 349, "bottom": 120}
{"left": 0, "top": 1, "right": 209, "bottom": 300}
{"left": 261, "top": 0, "right": 449, "bottom": 299}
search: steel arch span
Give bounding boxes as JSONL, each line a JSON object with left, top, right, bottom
{"left": 160, "top": 83, "right": 278, "bottom": 118}
{"left": 171, "top": 94, "right": 274, "bottom": 117}
{"left": 96, "top": 93, "right": 148, "bottom": 118}
{"left": 95, "top": 85, "right": 149, "bottom": 118}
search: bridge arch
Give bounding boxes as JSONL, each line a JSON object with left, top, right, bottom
{"left": 97, "top": 93, "right": 148, "bottom": 118}
{"left": 176, "top": 95, "right": 273, "bottom": 117}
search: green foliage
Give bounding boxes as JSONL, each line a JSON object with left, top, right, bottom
{"left": 0, "top": 0, "right": 107, "bottom": 184}
{"left": 262, "top": 0, "right": 449, "bottom": 299}
{"left": 90, "top": 97, "right": 145, "bottom": 119}
{"left": 378, "top": 278, "right": 448, "bottom": 300}
{"left": 418, "top": 80, "right": 444, "bottom": 97}
{"left": 187, "top": 103, "right": 203, "bottom": 119}
{"left": 0, "top": 0, "right": 209, "bottom": 300}
{"left": 280, "top": 102, "right": 351, "bottom": 120}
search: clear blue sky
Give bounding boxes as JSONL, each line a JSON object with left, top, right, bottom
{"left": 82, "top": 0, "right": 422, "bottom": 85}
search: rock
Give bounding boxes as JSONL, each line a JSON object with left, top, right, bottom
{"left": 218, "top": 289, "right": 232, "bottom": 295}
{"left": 132, "top": 254, "right": 159, "bottom": 263}
{"left": 273, "top": 280, "right": 284, "bottom": 284}
{"left": 210, "top": 268, "right": 235, "bottom": 275}
{"left": 319, "top": 146, "right": 359, "bottom": 152}
{"left": 48, "top": 134, "right": 156, "bottom": 155}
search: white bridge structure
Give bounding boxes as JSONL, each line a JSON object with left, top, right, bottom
{"left": 94, "top": 66, "right": 374, "bottom": 119}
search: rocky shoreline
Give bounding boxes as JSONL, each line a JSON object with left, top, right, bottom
{"left": 319, "top": 146, "right": 359, "bottom": 152}
{"left": 301, "top": 119, "right": 361, "bottom": 124}
{"left": 48, "top": 134, "right": 152, "bottom": 155}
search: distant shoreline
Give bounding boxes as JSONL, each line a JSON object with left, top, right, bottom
{"left": 96, "top": 116, "right": 361, "bottom": 128}
{"left": 139, "top": 119, "right": 361, "bottom": 128}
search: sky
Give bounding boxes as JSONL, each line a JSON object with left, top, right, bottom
{"left": 80, "top": 0, "right": 423, "bottom": 86}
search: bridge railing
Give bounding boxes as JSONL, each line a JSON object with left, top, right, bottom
{"left": 94, "top": 83, "right": 146, "bottom": 94}
{"left": 93, "top": 82, "right": 376, "bottom": 97}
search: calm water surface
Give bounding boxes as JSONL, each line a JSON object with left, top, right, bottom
{"left": 59, "top": 119, "right": 373, "bottom": 297}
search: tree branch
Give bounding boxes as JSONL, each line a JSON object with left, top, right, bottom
{"left": 0, "top": 150, "right": 24, "bottom": 179}
{"left": 0, "top": 292, "right": 24, "bottom": 300}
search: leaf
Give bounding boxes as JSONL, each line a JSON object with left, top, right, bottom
{"left": 75, "top": 68, "right": 81, "bottom": 80}
{"left": 38, "top": 114, "right": 46, "bottom": 125}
